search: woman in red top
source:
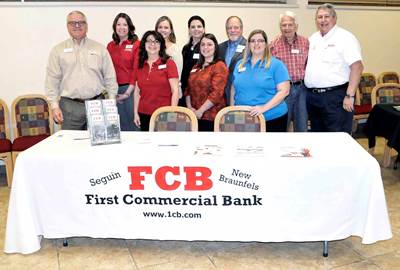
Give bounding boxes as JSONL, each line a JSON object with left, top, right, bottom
{"left": 107, "top": 13, "right": 140, "bottom": 131}
{"left": 133, "top": 31, "right": 179, "bottom": 131}
{"left": 185, "top": 33, "right": 228, "bottom": 131}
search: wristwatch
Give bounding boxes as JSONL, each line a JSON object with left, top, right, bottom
{"left": 345, "top": 94, "right": 355, "bottom": 99}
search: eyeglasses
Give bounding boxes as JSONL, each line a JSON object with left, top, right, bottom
{"left": 67, "top": 21, "right": 87, "bottom": 27}
{"left": 249, "top": 39, "right": 266, "bottom": 44}
{"left": 145, "top": 39, "right": 160, "bottom": 45}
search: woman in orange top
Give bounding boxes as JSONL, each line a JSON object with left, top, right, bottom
{"left": 185, "top": 33, "right": 228, "bottom": 131}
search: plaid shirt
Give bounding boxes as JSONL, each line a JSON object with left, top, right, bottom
{"left": 270, "top": 34, "right": 309, "bottom": 82}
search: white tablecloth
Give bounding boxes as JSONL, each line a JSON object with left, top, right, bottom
{"left": 4, "top": 130, "right": 392, "bottom": 254}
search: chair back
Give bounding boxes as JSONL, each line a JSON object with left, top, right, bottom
{"left": 214, "top": 106, "right": 266, "bottom": 132}
{"left": 0, "top": 98, "right": 10, "bottom": 140}
{"left": 371, "top": 83, "right": 400, "bottom": 107}
{"left": 11, "top": 94, "right": 54, "bottom": 138}
{"left": 149, "top": 106, "right": 198, "bottom": 132}
{"left": 378, "top": 71, "right": 400, "bottom": 84}
{"left": 356, "top": 73, "right": 376, "bottom": 106}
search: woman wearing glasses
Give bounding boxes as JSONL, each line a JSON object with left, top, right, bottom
{"left": 231, "top": 29, "right": 290, "bottom": 132}
{"left": 185, "top": 33, "right": 228, "bottom": 131}
{"left": 133, "top": 31, "right": 179, "bottom": 131}
{"left": 107, "top": 13, "right": 140, "bottom": 131}
{"left": 180, "top": 15, "right": 205, "bottom": 106}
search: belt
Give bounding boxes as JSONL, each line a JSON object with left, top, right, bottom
{"left": 308, "top": 82, "right": 349, "bottom": 94}
{"left": 118, "top": 83, "right": 129, "bottom": 87}
{"left": 63, "top": 92, "right": 105, "bottom": 103}
{"left": 291, "top": 80, "right": 304, "bottom": 86}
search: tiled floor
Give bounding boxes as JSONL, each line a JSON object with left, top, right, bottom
{"left": 0, "top": 138, "right": 399, "bottom": 270}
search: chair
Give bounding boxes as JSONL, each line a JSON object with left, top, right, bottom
{"left": 370, "top": 83, "right": 400, "bottom": 167}
{"left": 11, "top": 94, "right": 54, "bottom": 167}
{"left": 378, "top": 71, "right": 399, "bottom": 84}
{"left": 353, "top": 73, "right": 376, "bottom": 132}
{"left": 371, "top": 83, "right": 400, "bottom": 107}
{"left": 149, "top": 106, "right": 198, "bottom": 132}
{"left": 0, "top": 98, "right": 13, "bottom": 187}
{"left": 214, "top": 106, "right": 266, "bottom": 132}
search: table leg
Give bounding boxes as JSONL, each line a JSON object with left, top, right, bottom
{"left": 323, "top": 241, "right": 329, "bottom": 257}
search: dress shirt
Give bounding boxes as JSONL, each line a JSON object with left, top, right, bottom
{"left": 304, "top": 25, "right": 362, "bottom": 88}
{"left": 107, "top": 39, "right": 140, "bottom": 85}
{"left": 225, "top": 37, "right": 245, "bottom": 68}
{"left": 185, "top": 61, "right": 228, "bottom": 121}
{"left": 270, "top": 34, "right": 309, "bottom": 82}
{"left": 233, "top": 57, "right": 290, "bottom": 120}
{"left": 136, "top": 58, "right": 178, "bottom": 115}
{"left": 45, "top": 37, "right": 118, "bottom": 109}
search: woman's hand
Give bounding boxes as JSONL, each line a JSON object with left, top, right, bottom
{"left": 116, "top": 92, "right": 130, "bottom": 103}
{"left": 194, "top": 109, "right": 204, "bottom": 119}
{"left": 133, "top": 113, "right": 141, "bottom": 127}
{"left": 249, "top": 106, "right": 265, "bottom": 117}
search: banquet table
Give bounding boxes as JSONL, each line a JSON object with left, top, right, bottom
{"left": 4, "top": 130, "right": 392, "bottom": 254}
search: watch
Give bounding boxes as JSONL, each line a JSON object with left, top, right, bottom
{"left": 345, "top": 94, "right": 355, "bottom": 98}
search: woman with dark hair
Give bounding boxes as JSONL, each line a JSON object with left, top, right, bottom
{"left": 185, "top": 33, "right": 228, "bottom": 131}
{"left": 180, "top": 15, "right": 205, "bottom": 106}
{"left": 107, "top": 13, "right": 140, "bottom": 131}
{"left": 232, "top": 29, "right": 290, "bottom": 132}
{"left": 133, "top": 31, "right": 179, "bottom": 131}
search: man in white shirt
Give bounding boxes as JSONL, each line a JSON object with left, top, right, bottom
{"left": 304, "top": 3, "right": 363, "bottom": 134}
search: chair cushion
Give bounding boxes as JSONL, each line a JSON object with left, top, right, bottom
{"left": 354, "top": 104, "right": 372, "bottom": 115}
{"left": 0, "top": 138, "right": 12, "bottom": 153}
{"left": 154, "top": 112, "right": 193, "bottom": 131}
{"left": 220, "top": 111, "right": 261, "bottom": 132}
{"left": 12, "top": 134, "right": 49, "bottom": 151}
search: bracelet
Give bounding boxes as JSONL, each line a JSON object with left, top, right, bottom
{"left": 345, "top": 94, "right": 355, "bottom": 98}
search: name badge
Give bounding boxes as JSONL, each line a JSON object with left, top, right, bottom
{"left": 190, "top": 69, "right": 198, "bottom": 73}
{"left": 238, "top": 67, "right": 246, "bottom": 73}
{"left": 125, "top": 44, "right": 134, "bottom": 49}
{"left": 63, "top": 48, "right": 73, "bottom": 53}
{"left": 158, "top": 64, "right": 167, "bottom": 69}
{"left": 236, "top": 45, "right": 245, "bottom": 53}
{"left": 291, "top": 49, "right": 300, "bottom": 54}
{"left": 193, "top": 53, "right": 200, "bottom": 59}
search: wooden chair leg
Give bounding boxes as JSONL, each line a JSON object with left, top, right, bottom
{"left": 382, "top": 145, "right": 392, "bottom": 168}
{"left": 368, "top": 147, "right": 375, "bottom": 155}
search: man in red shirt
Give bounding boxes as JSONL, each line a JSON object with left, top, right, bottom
{"left": 270, "top": 11, "right": 309, "bottom": 132}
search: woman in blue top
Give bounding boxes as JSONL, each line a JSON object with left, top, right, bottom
{"left": 231, "top": 29, "right": 290, "bottom": 132}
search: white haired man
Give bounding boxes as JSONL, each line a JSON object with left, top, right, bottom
{"left": 270, "top": 11, "right": 309, "bottom": 132}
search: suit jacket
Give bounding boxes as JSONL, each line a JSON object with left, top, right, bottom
{"left": 218, "top": 37, "right": 247, "bottom": 103}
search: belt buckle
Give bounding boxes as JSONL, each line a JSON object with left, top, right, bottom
{"left": 318, "top": 88, "right": 326, "bottom": 93}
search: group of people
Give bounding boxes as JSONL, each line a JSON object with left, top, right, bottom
{"left": 45, "top": 3, "right": 363, "bottom": 134}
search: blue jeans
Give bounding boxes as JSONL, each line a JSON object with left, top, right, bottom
{"left": 285, "top": 83, "right": 308, "bottom": 132}
{"left": 117, "top": 85, "right": 139, "bottom": 131}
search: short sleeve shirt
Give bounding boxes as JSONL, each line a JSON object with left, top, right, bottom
{"left": 232, "top": 57, "right": 290, "bottom": 120}
{"left": 107, "top": 39, "right": 140, "bottom": 85}
{"left": 136, "top": 58, "right": 178, "bottom": 115}
{"left": 304, "top": 25, "right": 362, "bottom": 88}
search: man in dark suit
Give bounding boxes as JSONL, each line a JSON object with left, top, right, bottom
{"left": 218, "top": 16, "right": 247, "bottom": 104}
